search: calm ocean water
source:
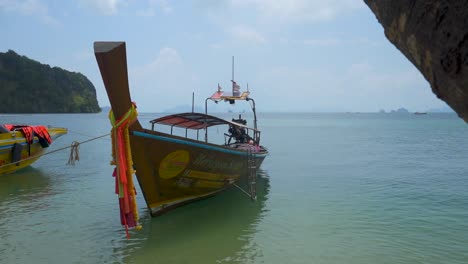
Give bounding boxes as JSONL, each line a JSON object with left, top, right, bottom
{"left": 0, "top": 112, "right": 467, "bottom": 264}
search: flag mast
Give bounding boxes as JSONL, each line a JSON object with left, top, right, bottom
{"left": 231, "top": 56, "right": 234, "bottom": 92}
{"left": 192, "top": 91, "right": 194, "bottom": 113}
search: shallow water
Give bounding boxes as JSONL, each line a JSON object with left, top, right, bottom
{"left": 0, "top": 112, "right": 467, "bottom": 264}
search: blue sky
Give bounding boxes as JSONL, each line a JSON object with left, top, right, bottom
{"left": 1, "top": 0, "right": 449, "bottom": 112}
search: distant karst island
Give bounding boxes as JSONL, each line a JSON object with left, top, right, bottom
{"left": 0, "top": 50, "right": 100, "bottom": 113}
{"left": 379, "top": 106, "right": 455, "bottom": 114}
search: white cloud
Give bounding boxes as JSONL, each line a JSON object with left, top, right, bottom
{"left": 341, "top": 62, "right": 443, "bottom": 111}
{"left": 251, "top": 61, "right": 444, "bottom": 112}
{"left": 301, "top": 37, "right": 381, "bottom": 47}
{"left": 254, "top": 66, "right": 343, "bottom": 111}
{"left": 136, "top": 8, "right": 154, "bottom": 17}
{"left": 72, "top": 50, "right": 93, "bottom": 62}
{"left": 155, "top": 0, "right": 173, "bottom": 14}
{"left": 350, "top": 37, "right": 380, "bottom": 46}
{"left": 209, "top": 43, "right": 222, "bottom": 49}
{"left": 230, "top": 25, "right": 266, "bottom": 44}
{"left": 129, "top": 48, "right": 198, "bottom": 111}
{"left": 344, "top": 62, "right": 422, "bottom": 93}
{"left": 303, "top": 38, "right": 340, "bottom": 46}
{"left": 230, "top": 0, "right": 364, "bottom": 24}
{"left": 298, "top": 37, "right": 381, "bottom": 47}
{"left": 0, "top": 0, "right": 60, "bottom": 26}
{"left": 137, "top": 0, "right": 172, "bottom": 17}
{"left": 142, "top": 47, "right": 182, "bottom": 72}
{"left": 78, "top": 0, "right": 123, "bottom": 15}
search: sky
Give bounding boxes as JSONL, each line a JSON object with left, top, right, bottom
{"left": 0, "top": 0, "right": 450, "bottom": 113}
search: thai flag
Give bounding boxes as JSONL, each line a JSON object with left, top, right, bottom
{"left": 210, "top": 83, "right": 223, "bottom": 99}
{"left": 232, "top": 81, "right": 240, "bottom": 96}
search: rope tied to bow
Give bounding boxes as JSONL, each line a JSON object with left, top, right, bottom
{"left": 67, "top": 141, "right": 80, "bottom": 166}
{"left": 109, "top": 103, "right": 142, "bottom": 238}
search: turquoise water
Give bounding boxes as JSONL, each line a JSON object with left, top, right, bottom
{"left": 0, "top": 112, "right": 467, "bottom": 263}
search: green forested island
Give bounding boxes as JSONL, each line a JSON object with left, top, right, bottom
{"left": 0, "top": 50, "right": 100, "bottom": 113}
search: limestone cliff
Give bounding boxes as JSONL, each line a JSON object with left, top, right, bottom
{"left": 364, "top": 1, "right": 468, "bottom": 122}
{"left": 0, "top": 50, "right": 101, "bottom": 113}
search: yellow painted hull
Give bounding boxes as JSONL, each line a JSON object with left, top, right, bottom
{"left": 0, "top": 127, "right": 67, "bottom": 175}
{"left": 129, "top": 128, "right": 267, "bottom": 216}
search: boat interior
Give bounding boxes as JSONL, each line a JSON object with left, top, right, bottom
{"left": 149, "top": 112, "right": 266, "bottom": 152}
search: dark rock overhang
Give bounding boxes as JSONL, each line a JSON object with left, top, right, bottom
{"left": 364, "top": 0, "right": 468, "bottom": 122}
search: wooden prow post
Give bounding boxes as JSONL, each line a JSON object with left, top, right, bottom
{"left": 94, "top": 41, "right": 133, "bottom": 121}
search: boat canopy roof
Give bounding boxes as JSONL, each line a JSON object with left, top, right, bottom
{"left": 150, "top": 112, "right": 255, "bottom": 131}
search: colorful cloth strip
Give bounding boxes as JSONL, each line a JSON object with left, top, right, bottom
{"left": 109, "top": 103, "right": 141, "bottom": 238}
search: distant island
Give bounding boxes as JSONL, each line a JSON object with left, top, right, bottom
{"left": 378, "top": 106, "right": 455, "bottom": 114}
{"left": 0, "top": 50, "right": 100, "bottom": 113}
{"left": 378, "top": 107, "right": 409, "bottom": 113}
{"left": 390, "top": 107, "right": 409, "bottom": 113}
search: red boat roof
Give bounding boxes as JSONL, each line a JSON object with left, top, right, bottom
{"left": 149, "top": 112, "right": 254, "bottom": 130}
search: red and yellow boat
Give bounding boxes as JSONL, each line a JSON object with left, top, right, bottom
{"left": 94, "top": 42, "right": 268, "bottom": 220}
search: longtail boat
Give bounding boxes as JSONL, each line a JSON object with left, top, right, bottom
{"left": 0, "top": 124, "right": 67, "bottom": 174}
{"left": 94, "top": 42, "right": 268, "bottom": 225}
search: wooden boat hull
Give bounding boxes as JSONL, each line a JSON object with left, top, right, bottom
{"left": 0, "top": 127, "right": 67, "bottom": 175}
{"left": 130, "top": 128, "right": 266, "bottom": 216}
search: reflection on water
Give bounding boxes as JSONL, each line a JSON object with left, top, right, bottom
{"left": 121, "top": 170, "right": 271, "bottom": 264}
{"left": 0, "top": 167, "right": 53, "bottom": 211}
{"left": 0, "top": 167, "right": 54, "bottom": 261}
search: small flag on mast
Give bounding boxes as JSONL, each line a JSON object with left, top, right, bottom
{"left": 211, "top": 84, "right": 224, "bottom": 99}
{"left": 232, "top": 80, "right": 240, "bottom": 96}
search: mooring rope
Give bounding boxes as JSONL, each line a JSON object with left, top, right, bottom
{"left": 0, "top": 133, "right": 110, "bottom": 171}
{"left": 67, "top": 130, "right": 111, "bottom": 141}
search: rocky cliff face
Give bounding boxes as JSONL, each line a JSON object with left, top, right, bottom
{"left": 364, "top": 1, "right": 468, "bottom": 122}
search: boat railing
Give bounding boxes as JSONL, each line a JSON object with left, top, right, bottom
{"left": 204, "top": 96, "right": 259, "bottom": 144}
{"left": 151, "top": 121, "right": 262, "bottom": 147}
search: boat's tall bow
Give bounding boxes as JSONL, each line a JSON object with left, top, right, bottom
{"left": 94, "top": 41, "right": 141, "bottom": 237}
{"left": 94, "top": 42, "right": 133, "bottom": 121}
